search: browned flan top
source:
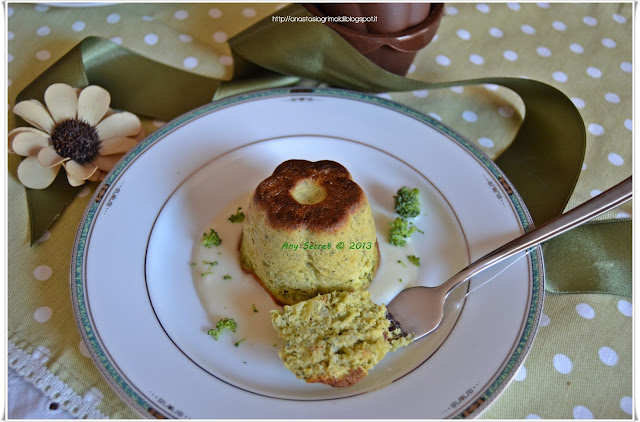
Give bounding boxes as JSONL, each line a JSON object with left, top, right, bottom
{"left": 252, "top": 160, "right": 366, "bottom": 232}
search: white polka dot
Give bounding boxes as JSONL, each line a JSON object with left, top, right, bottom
{"left": 498, "top": 106, "right": 515, "bottom": 118}
{"left": 213, "top": 31, "right": 228, "bottom": 43}
{"left": 445, "top": 6, "right": 458, "bottom": 15}
{"left": 152, "top": 120, "right": 166, "bottom": 127}
{"left": 462, "top": 111, "right": 478, "bottom": 122}
{"left": 179, "top": 34, "right": 192, "bottom": 43}
{"left": 620, "top": 396, "right": 632, "bottom": 415}
{"left": 83, "top": 387, "right": 103, "bottom": 406}
{"left": 183, "top": 56, "right": 198, "bottom": 69}
{"left": 209, "top": 7, "right": 222, "bottom": 18}
{"left": 436, "top": 55, "right": 450, "bottom": 66}
{"left": 36, "top": 26, "right": 50, "bottom": 36}
{"left": 489, "top": 27, "right": 503, "bottom": 38}
{"left": 412, "top": 89, "right": 429, "bottom": 98}
{"left": 616, "top": 212, "right": 630, "bottom": 218}
{"left": 37, "top": 230, "right": 51, "bottom": 242}
{"left": 607, "top": 153, "right": 624, "bottom": 166}
{"left": 514, "top": 365, "right": 526, "bottom": 381}
{"left": 539, "top": 313, "right": 550, "bottom": 327}
{"left": 503, "top": 50, "right": 518, "bottom": 61}
{"left": 598, "top": 346, "right": 618, "bottom": 366}
{"left": 7, "top": 31, "right": 14, "bottom": 40}
{"left": 34, "top": 4, "right": 49, "bottom": 12}
{"left": 219, "top": 55, "right": 233, "bottom": 66}
{"left": 110, "top": 37, "right": 123, "bottom": 45}
{"left": 587, "top": 67, "right": 602, "bottom": 78}
{"left": 407, "top": 63, "right": 417, "bottom": 74}
{"left": 553, "top": 71, "right": 567, "bottom": 83}
{"left": 601, "top": 38, "right": 616, "bottom": 48}
{"left": 573, "top": 405, "right": 593, "bottom": 419}
{"left": 525, "top": 414, "right": 541, "bottom": 419}
{"left": 432, "top": 34, "right": 439, "bottom": 42}
{"left": 35, "top": 50, "right": 51, "bottom": 61}
{"left": 8, "top": 54, "right": 13, "bottom": 63}
{"left": 469, "top": 54, "right": 484, "bottom": 65}
{"left": 428, "top": 113, "right": 441, "bottom": 121}
{"left": 77, "top": 186, "right": 91, "bottom": 198}
{"left": 478, "top": 137, "right": 494, "bottom": 148}
{"left": 617, "top": 299, "right": 632, "bottom": 316}
{"left": 72, "top": 21, "right": 86, "bottom": 32}
{"left": 605, "top": 92, "right": 620, "bottom": 103}
{"left": 620, "top": 62, "right": 632, "bottom": 73}
{"left": 613, "top": 14, "right": 626, "bottom": 24}
{"left": 588, "top": 123, "right": 604, "bottom": 136}
{"left": 569, "top": 43, "right": 584, "bottom": 54}
{"left": 576, "top": 303, "right": 595, "bottom": 319}
{"left": 174, "top": 9, "right": 188, "bottom": 20}
{"left": 552, "top": 21, "right": 566, "bottom": 31}
{"left": 536, "top": 46, "right": 551, "bottom": 57}
{"left": 7, "top": 7, "right": 14, "bottom": 16}
{"left": 571, "top": 97, "right": 585, "bottom": 108}
{"left": 242, "top": 7, "right": 257, "bottom": 17}
{"left": 456, "top": 29, "right": 471, "bottom": 40}
{"left": 34, "top": 306, "right": 53, "bottom": 323}
{"left": 581, "top": 163, "right": 587, "bottom": 171}
{"left": 106, "top": 13, "right": 120, "bottom": 24}
{"left": 590, "top": 189, "right": 602, "bottom": 197}
{"left": 484, "top": 84, "right": 499, "bottom": 91}
{"left": 79, "top": 340, "right": 91, "bottom": 357}
{"left": 553, "top": 354, "right": 573, "bottom": 374}
{"left": 144, "top": 33, "right": 159, "bottom": 45}
{"left": 141, "top": 16, "right": 153, "bottom": 21}
{"left": 583, "top": 16, "right": 597, "bottom": 26}
{"left": 507, "top": 3, "right": 520, "bottom": 11}
{"left": 521, "top": 24, "right": 535, "bottom": 34}
{"left": 376, "top": 93, "right": 392, "bottom": 100}
{"left": 450, "top": 86, "right": 464, "bottom": 94}
{"left": 624, "top": 119, "right": 632, "bottom": 131}
{"left": 537, "top": 2, "right": 549, "bottom": 8}
{"left": 476, "top": 4, "right": 490, "bottom": 13}
{"left": 34, "top": 265, "right": 52, "bottom": 281}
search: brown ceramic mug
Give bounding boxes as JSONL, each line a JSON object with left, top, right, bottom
{"left": 305, "top": 3, "right": 445, "bottom": 75}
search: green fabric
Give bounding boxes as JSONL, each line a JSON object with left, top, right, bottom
{"left": 7, "top": 3, "right": 632, "bottom": 420}
{"left": 542, "top": 220, "right": 632, "bottom": 297}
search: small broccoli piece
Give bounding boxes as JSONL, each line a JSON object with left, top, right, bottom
{"left": 202, "top": 228, "right": 222, "bottom": 248}
{"left": 252, "top": 304, "right": 258, "bottom": 313}
{"left": 234, "top": 338, "right": 247, "bottom": 347}
{"left": 228, "top": 207, "right": 245, "bottom": 223}
{"left": 397, "top": 260, "right": 406, "bottom": 267}
{"left": 202, "top": 260, "right": 218, "bottom": 267}
{"left": 394, "top": 187, "right": 421, "bottom": 218}
{"left": 223, "top": 274, "right": 232, "bottom": 280}
{"left": 407, "top": 255, "right": 421, "bottom": 266}
{"left": 207, "top": 318, "right": 237, "bottom": 340}
{"left": 388, "top": 217, "right": 424, "bottom": 247}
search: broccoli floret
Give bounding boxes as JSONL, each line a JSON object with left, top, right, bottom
{"left": 202, "top": 228, "right": 222, "bottom": 247}
{"left": 223, "top": 274, "right": 232, "bottom": 280}
{"left": 394, "top": 187, "right": 421, "bottom": 218}
{"left": 407, "top": 255, "right": 421, "bottom": 266}
{"left": 388, "top": 217, "right": 424, "bottom": 247}
{"left": 207, "top": 318, "right": 237, "bottom": 340}
{"left": 228, "top": 207, "right": 245, "bottom": 223}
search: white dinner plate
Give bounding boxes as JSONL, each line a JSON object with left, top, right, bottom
{"left": 71, "top": 88, "right": 543, "bottom": 419}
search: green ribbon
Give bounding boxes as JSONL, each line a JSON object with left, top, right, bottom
{"left": 14, "top": 4, "right": 630, "bottom": 296}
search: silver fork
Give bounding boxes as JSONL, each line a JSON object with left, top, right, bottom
{"left": 386, "top": 176, "right": 632, "bottom": 340}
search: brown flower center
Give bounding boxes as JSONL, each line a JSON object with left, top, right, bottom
{"left": 50, "top": 118, "right": 101, "bottom": 164}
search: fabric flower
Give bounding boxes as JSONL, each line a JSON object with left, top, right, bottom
{"left": 9, "top": 83, "right": 142, "bottom": 189}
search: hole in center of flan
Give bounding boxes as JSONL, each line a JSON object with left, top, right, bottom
{"left": 290, "top": 178, "right": 327, "bottom": 205}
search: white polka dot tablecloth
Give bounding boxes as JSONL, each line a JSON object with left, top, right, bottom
{"left": 6, "top": 2, "right": 632, "bottom": 419}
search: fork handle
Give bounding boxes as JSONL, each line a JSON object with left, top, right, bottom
{"left": 439, "top": 176, "right": 632, "bottom": 296}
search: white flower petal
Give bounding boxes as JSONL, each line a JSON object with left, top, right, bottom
{"left": 17, "top": 156, "right": 60, "bottom": 189}
{"left": 65, "top": 160, "right": 98, "bottom": 180}
{"left": 12, "top": 131, "right": 50, "bottom": 157}
{"left": 93, "top": 153, "right": 124, "bottom": 172}
{"left": 77, "top": 85, "right": 111, "bottom": 126}
{"left": 44, "top": 83, "right": 78, "bottom": 123}
{"left": 8, "top": 127, "right": 49, "bottom": 154}
{"left": 99, "top": 137, "right": 138, "bottom": 155}
{"left": 67, "top": 173, "right": 86, "bottom": 187}
{"left": 95, "top": 112, "right": 141, "bottom": 140}
{"left": 38, "top": 146, "right": 69, "bottom": 168}
{"left": 13, "top": 100, "right": 55, "bottom": 133}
